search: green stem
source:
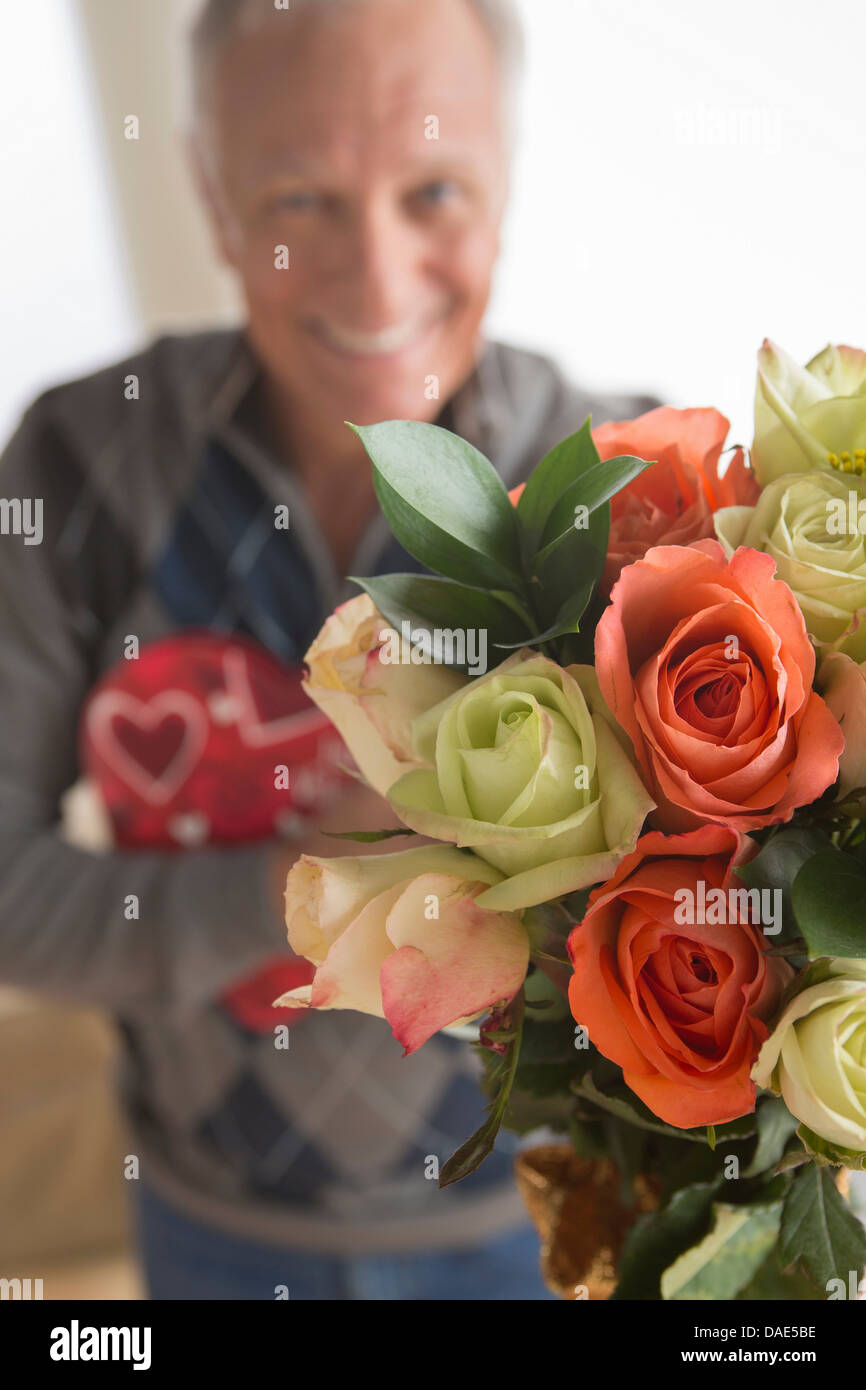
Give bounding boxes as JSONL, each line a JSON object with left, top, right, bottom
{"left": 438, "top": 990, "right": 525, "bottom": 1186}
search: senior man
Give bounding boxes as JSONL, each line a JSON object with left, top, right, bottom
{"left": 0, "top": 0, "right": 656, "bottom": 1300}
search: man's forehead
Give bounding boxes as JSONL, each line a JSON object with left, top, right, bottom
{"left": 208, "top": 1, "right": 503, "bottom": 163}
{"left": 222, "top": 98, "right": 501, "bottom": 186}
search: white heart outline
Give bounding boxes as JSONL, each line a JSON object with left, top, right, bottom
{"left": 86, "top": 689, "right": 210, "bottom": 806}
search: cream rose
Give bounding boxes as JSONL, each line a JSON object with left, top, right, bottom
{"left": 714, "top": 470, "right": 866, "bottom": 660}
{"left": 383, "top": 651, "right": 655, "bottom": 911}
{"left": 752, "top": 960, "right": 866, "bottom": 1152}
{"left": 280, "top": 845, "right": 529, "bottom": 1054}
{"left": 752, "top": 339, "right": 866, "bottom": 486}
{"left": 302, "top": 593, "right": 465, "bottom": 795}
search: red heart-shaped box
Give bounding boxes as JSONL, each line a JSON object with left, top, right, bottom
{"left": 80, "top": 631, "right": 352, "bottom": 1029}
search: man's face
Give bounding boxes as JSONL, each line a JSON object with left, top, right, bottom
{"left": 198, "top": 0, "right": 509, "bottom": 428}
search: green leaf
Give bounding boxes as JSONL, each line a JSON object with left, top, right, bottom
{"left": 497, "top": 1085, "right": 575, "bottom": 1136}
{"left": 779, "top": 1162, "right": 866, "bottom": 1289}
{"left": 573, "top": 1073, "right": 757, "bottom": 1155}
{"left": 603, "top": 1116, "right": 648, "bottom": 1199}
{"left": 532, "top": 454, "right": 655, "bottom": 567}
{"left": 660, "top": 1138, "right": 746, "bottom": 1199}
{"left": 536, "top": 445, "right": 652, "bottom": 549}
{"left": 515, "top": 421, "right": 597, "bottom": 545}
{"left": 499, "top": 1010, "right": 583, "bottom": 1135}
{"left": 511, "top": 1003, "right": 587, "bottom": 1084}
{"left": 574, "top": 1074, "right": 708, "bottom": 1144}
{"left": 661, "top": 1200, "right": 784, "bottom": 1300}
{"left": 322, "top": 827, "right": 416, "bottom": 843}
{"left": 350, "top": 421, "right": 522, "bottom": 591}
{"left": 439, "top": 991, "right": 525, "bottom": 1187}
{"left": 735, "top": 1247, "right": 823, "bottom": 1300}
{"left": 532, "top": 503, "right": 610, "bottom": 640}
{"left": 510, "top": 421, "right": 626, "bottom": 654}
{"left": 774, "top": 1146, "right": 812, "bottom": 1174}
{"left": 750, "top": 1171, "right": 792, "bottom": 1204}
{"left": 743, "top": 1098, "right": 801, "bottom": 1178}
{"left": 734, "top": 826, "right": 833, "bottom": 945}
{"left": 792, "top": 849, "right": 866, "bottom": 958}
{"left": 351, "top": 572, "right": 531, "bottom": 664}
{"left": 568, "top": 1115, "right": 610, "bottom": 1159}
{"left": 508, "top": 1061, "right": 579, "bottom": 1099}
{"left": 611, "top": 1182, "right": 719, "bottom": 1300}
{"left": 494, "top": 576, "right": 596, "bottom": 649}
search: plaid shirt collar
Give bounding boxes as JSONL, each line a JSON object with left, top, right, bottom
{"left": 179, "top": 327, "right": 515, "bottom": 610}
{"left": 185, "top": 327, "right": 508, "bottom": 474}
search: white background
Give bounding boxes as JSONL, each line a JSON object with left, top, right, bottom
{"left": 489, "top": 0, "right": 866, "bottom": 441}
{"left": 0, "top": 2, "right": 136, "bottom": 445}
{"left": 1, "top": 0, "right": 865, "bottom": 445}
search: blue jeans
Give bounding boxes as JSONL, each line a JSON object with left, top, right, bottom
{"left": 132, "top": 1181, "right": 556, "bottom": 1300}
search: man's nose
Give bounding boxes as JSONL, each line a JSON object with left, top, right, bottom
{"left": 329, "top": 196, "right": 424, "bottom": 326}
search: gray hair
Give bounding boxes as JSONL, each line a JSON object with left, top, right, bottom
{"left": 187, "top": 0, "right": 523, "bottom": 154}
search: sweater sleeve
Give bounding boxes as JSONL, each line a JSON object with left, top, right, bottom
{"left": 0, "top": 399, "right": 288, "bottom": 1015}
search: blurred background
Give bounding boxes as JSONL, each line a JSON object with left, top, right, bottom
{"left": 1, "top": 0, "right": 864, "bottom": 1298}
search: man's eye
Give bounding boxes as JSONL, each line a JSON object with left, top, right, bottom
{"left": 413, "top": 180, "right": 460, "bottom": 206}
{"left": 271, "top": 191, "right": 321, "bottom": 212}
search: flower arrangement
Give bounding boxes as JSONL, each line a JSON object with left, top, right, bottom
{"left": 279, "top": 339, "right": 866, "bottom": 1300}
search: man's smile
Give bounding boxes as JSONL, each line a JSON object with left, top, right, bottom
{"left": 304, "top": 304, "right": 451, "bottom": 360}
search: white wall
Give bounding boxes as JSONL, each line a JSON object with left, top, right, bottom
{"left": 76, "top": 0, "right": 240, "bottom": 337}
{"left": 488, "top": 0, "right": 866, "bottom": 441}
{"left": 0, "top": 2, "right": 138, "bottom": 445}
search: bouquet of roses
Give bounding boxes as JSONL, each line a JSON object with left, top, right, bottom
{"left": 278, "top": 338, "right": 866, "bottom": 1301}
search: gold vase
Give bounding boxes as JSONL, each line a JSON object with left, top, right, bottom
{"left": 514, "top": 1144, "right": 660, "bottom": 1300}
{"left": 516, "top": 1144, "right": 855, "bottom": 1301}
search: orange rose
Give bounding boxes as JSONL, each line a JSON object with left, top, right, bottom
{"left": 567, "top": 827, "right": 792, "bottom": 1128}
{"left": 595, "top": 540, "right": 844, "bottom": 832}
{"left": 593, "top": 407, "right": 759, "bottom": 593}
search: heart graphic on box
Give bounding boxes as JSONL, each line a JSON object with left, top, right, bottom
{"left": 79, "top": 631, "right": 353, "bottom": 1030}
{"left": 87, "top": 690, "right": 210, "bottom": 806}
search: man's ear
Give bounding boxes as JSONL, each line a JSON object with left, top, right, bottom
{"left": 185, "top": 130, "right": 241, "bottom": 269}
